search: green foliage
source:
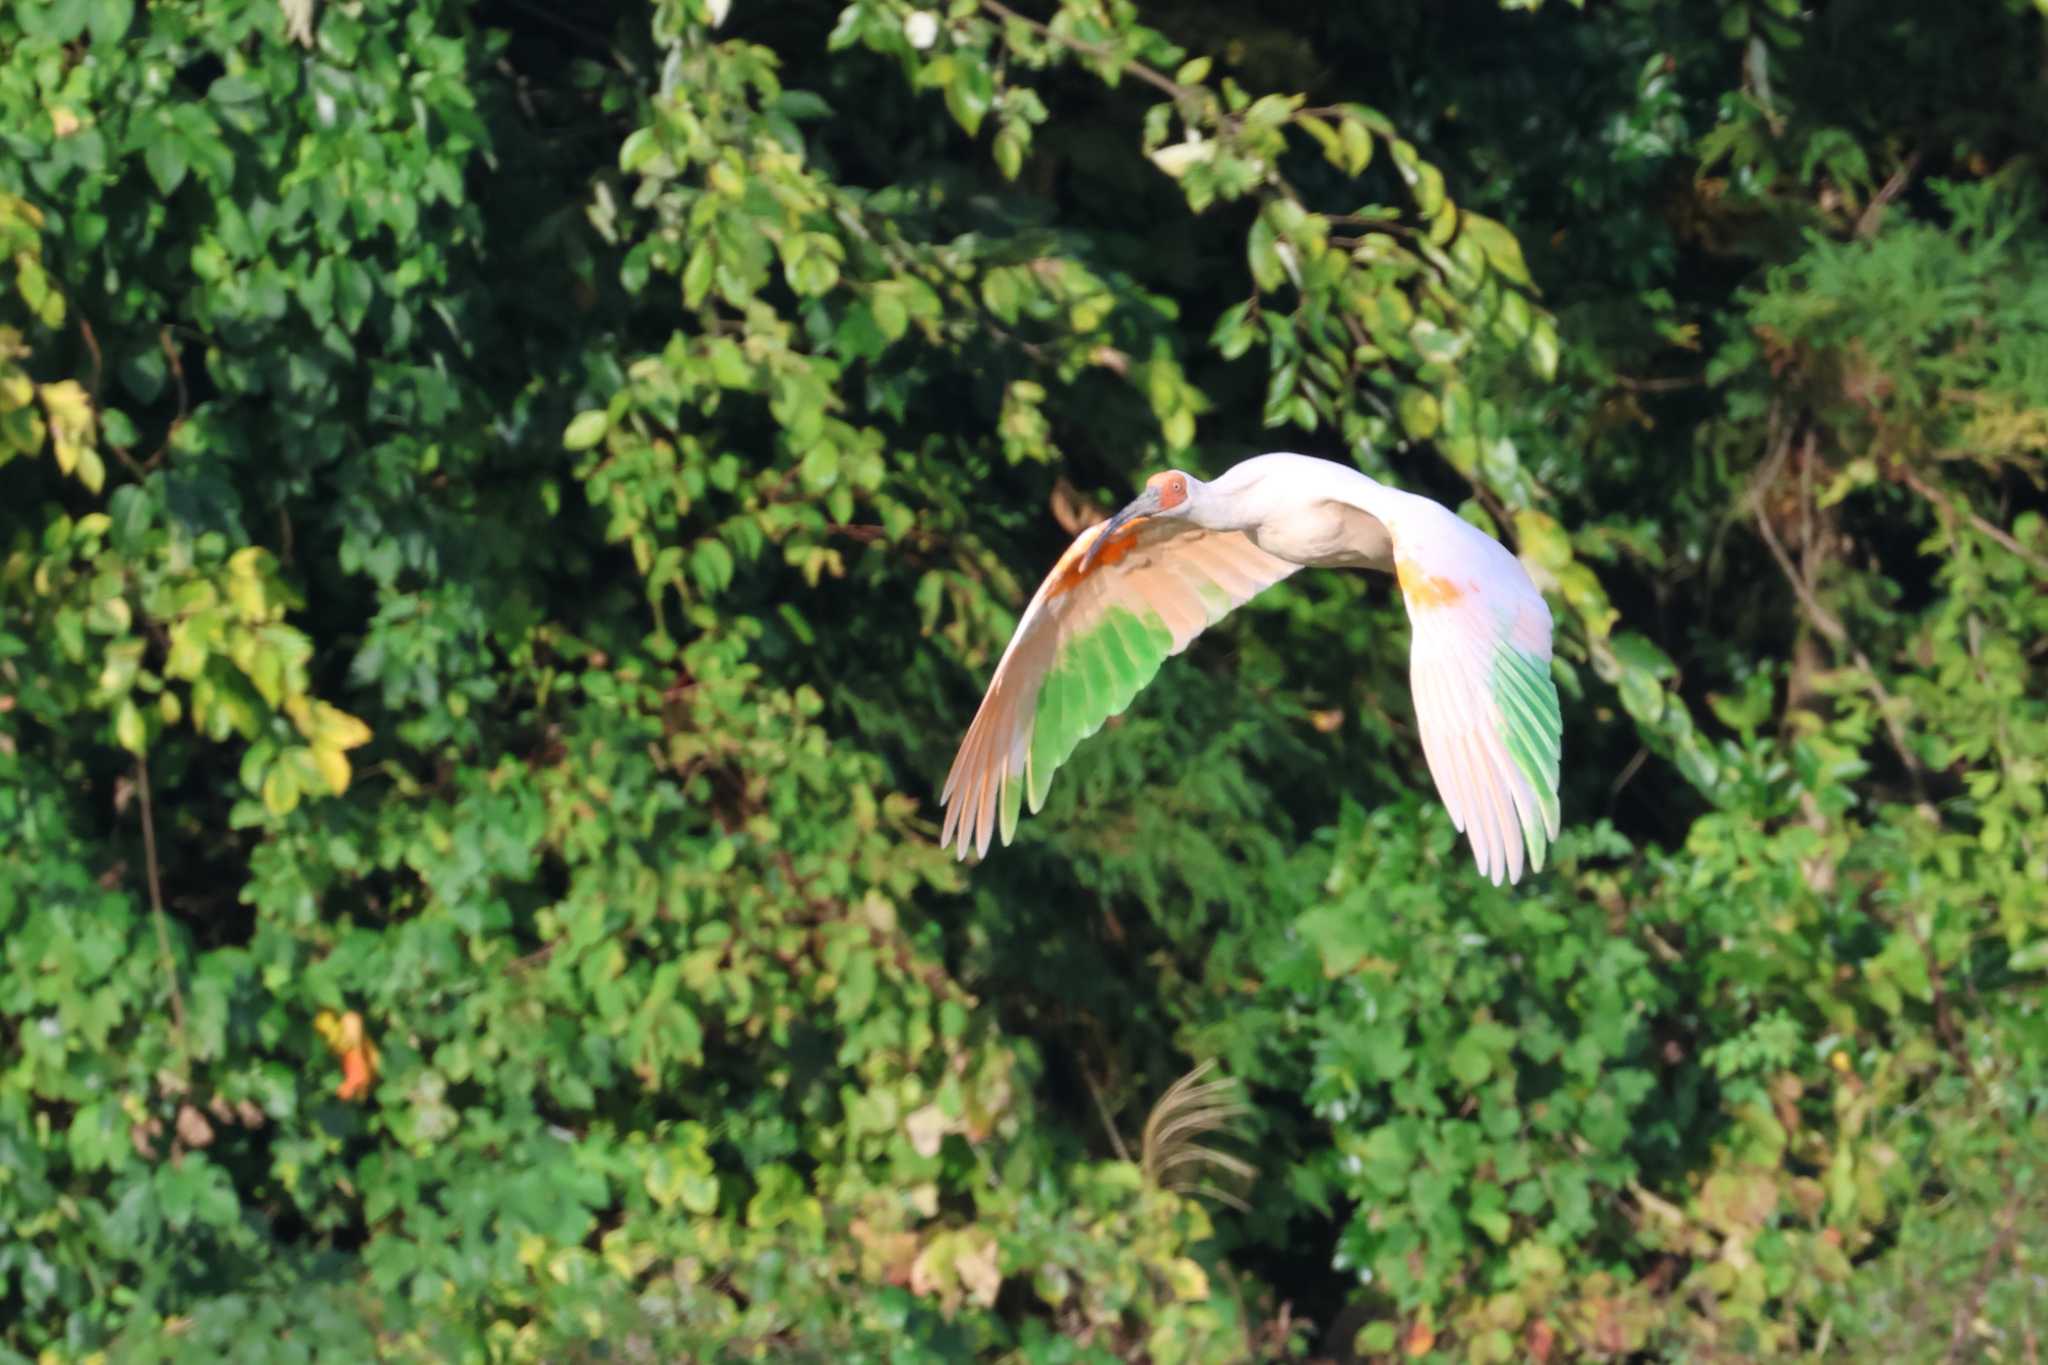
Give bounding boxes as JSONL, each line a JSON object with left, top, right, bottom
{"left": 2, "top": 0, "right": 2045, "bottom": 1361}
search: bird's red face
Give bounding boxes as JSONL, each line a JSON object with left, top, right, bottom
{"left": 1145, "top": 470, "right": 1190, "bottom": 510}
{"left": 1079, "top": 471, "right": 1191, "bottom": 575}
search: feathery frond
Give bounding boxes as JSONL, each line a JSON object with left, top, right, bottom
{"left": 1138, "top": 1060, "right": 1255, "bottom": 1210}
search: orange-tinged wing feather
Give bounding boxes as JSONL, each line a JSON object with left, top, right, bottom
{"left": 941, "top": 518, "right": 1297, "bottom": 857}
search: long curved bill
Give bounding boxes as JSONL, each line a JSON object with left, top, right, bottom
{"left": 1079, "top": 485, "right": 1164, "bottom": 574}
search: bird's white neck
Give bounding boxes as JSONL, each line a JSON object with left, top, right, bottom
{"left": 1190, "top": 453, "right": 1402, "bottom": 530}
{"left": 1179, "top": 453, "right": 1407, "bottom": 570}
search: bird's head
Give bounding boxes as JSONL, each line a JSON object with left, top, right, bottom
{"left": 1079, "top": 470, "right": 1198, "bottom": 572}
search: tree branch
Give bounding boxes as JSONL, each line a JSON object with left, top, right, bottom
{"left": 980, "top": 0, "right": 1198, "bottom": 106}
{"left": 1944, "top": 1172, "right": 2023, "bottom": 1365}
{"left": 1896, "top": 464, "right": 2048, "bottom": 580}
{"left": 1854, "top": 150, "right": 1921, "bottom": 240}
{"left": 1751, "top": 427, "right": 1926, "bottom": 791}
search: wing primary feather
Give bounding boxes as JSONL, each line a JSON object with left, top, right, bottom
{"left": 1096, "top": 611, "right": 1148, "bottom": 713}
{"left": 1450, "top": 721, "right": 1504, "bottom": 882}
{"left": 959, "top": 703, "right": 993, "bottom": 856}
{"left": 1026, "top": 665, "right": 1065, "bottom": 813}
{"left": 974, "top": 751, "right": 999, "bottom": 856}
{"left": 1409, "top": 652, "right": 1465, "bottom": 830}
{"left": 1472, "top": 641, "right": 1561, "bottom": 851}
{"left": 940, "top": 782, "right": 962, "bottom": 853}
{"left": 1063, "top": 636, "right": 1106, "bottom": 750}
{"left": 942, "top": 521, "right": 1298, "bottom": 859}
{"left": 1447, "top": 631, "right": 1532, "bottom": 883}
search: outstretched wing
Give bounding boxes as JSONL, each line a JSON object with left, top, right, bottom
{"left": 1391, "top": 506, "right": 1563, "bottom": 885}
{"left": 940, "top": 516, "right": 1298, "bottom": 858}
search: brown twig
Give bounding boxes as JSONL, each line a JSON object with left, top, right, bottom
{"left": 148, "top": 326, "right": 190, "bottom": 469}
{"left": 1855, "top": 150, "right": 1921, "bottom": 240}
{"left": 76, "top": 316, "right": 155, "bottom": 480}
{"left": 1611, "top": 373, "right": 1705, "bottom": 394}
{"left": 1897, "top": 905, "right": 1975, "bottom": 1079}
{"left": 161, "top": 327, "right": 188, "bottom": 418}
{"left": 509, "top": 940, "right": 560, "bottom": 973}
{"left": 1609, "top": 746, "right": 1649, "bottom": 800}
{"left": 1944, "top": 1173, "right": 2022, "bottom": 1364}
{"left": 1081, "top": 1065, "right": 1133, "bottom": 1164}
{"left": 136, "top": 752, "right": 189, "bottom": 1060}
{"left": 979, "top": 0, "right": 1199, "bottom": 106}
{"left": 1750, "top": 426, "right": 1925, "bottom": 792}
{"left": 1896, "top": 464, "right": 2048, "bottom": 579}
{"left": 78, "top": 315, "right": 104, "bottom": 398}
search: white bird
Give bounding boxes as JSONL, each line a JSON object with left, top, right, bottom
{"left": 940, "top": 453, "right": 1563, "bottom": 884}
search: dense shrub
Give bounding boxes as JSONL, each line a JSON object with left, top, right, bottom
{"left": 2, "top": 1, "right": 2042, "bottom": 1360}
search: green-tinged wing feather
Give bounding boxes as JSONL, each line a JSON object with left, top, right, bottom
{"left": 1027, "top": 605, "right": 1169, "bottom": 810}
{"left": 999, "top": 745, "right": 1025, "bottom": 843}
{"left": 1490, "top": 646, "right": 1563, "bottom": 855}
{"left": 942, "top": 521, "right": 1300, "bottom": 860}
{"left": 1102, "top": 607, "right": 1162, "bottom": 709}
{"left": 1026, "top": 661, "right": 1075, "bottom": 811}
{"left": 1505, "top": 652, "right": 1562, "bottom": 812}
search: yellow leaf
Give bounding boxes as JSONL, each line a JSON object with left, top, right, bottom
{"left": 313, "top": 1009, "right": 346, "bottom": 1049}
{"left": 954, "top": 1232, "right": 1001, "bottom": 1308}
{"left": 225, "top": 568, "right": 270, "bottom": 623}
{"left": 908, "top": 1238, "right": 950, "bottom": 1307}
{"left": 1512, "top": 508, "right": 1574, "bottom": 574}
{"left": 905, "top": 1103, "right": 956, "bottom": 1158}
{"left": 1165, "top": 1256, "right": 1210, "bottom": 1301}
{"left": 314, "top": 700, "right": 372, "bottom": 750}
{"left": 245, "top": 640, "right": 284, "bottom": 706}
{"left": 164, "top": 619, "right": 208, "bottom": 678}
{"left": 310, "top": 1010, "right": 378, "bottom": 1101}
{"left": 39, "top": 380, "right": 95, "bottom": 484}
{"left": 114, "top": 698, "right": 145, "bottom": 754}
{"left": 312, "top": 742, "right": 351, "bottom": 795}
{"left": 1398, "top": 387, "right": 1440, "bottom": 440}
{"left": 38, "top": 378, "right": 90, "bottom": 424}
{"left": 97, "top": 637, "right": 143, "bottom": 695}
{"left": 262, "top": 762, "right": 299, "bottom": 816}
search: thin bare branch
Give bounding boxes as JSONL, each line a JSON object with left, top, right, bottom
{"left": 1750, "top": 427, "right": 1925, "bottom": 789}
{"left": 1897, "top": 465, "right": 2048, "bottom": 579}
{"left": 1944, "top": 1173, "right": 2022, "bottom": 1365}
{"left": 1855, "top": 150, "right": 1921, "bottom": 240}
{"left": 980, "top": 0, "right": 1198, "bottom": 106}
{"left": 1610, "top": 373, "right": 1705, "bottom": 394}
{"left": 1082, "top": 1066, "right": 1133, "bottom": 1165}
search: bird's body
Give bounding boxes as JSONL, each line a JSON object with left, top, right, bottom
{"left": 940, "top": 453, "right": 1564, "bottom": 884}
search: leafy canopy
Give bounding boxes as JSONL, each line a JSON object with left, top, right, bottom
{"left": 1, "top": 0, "right": 2044, "bottom": 1361}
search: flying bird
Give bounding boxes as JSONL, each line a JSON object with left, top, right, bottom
{"left": 939, "top": 453, "right": 1563, "bottom": 884}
